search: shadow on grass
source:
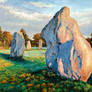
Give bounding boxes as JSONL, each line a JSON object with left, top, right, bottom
{"left": 0, "top": 52, "right": 30, "bottom": 64}
{"left": 0, "top": 52, "right": 92, "bottom": 85}
{"left": 0, "top": 52, "right": 46, "bottom": 72}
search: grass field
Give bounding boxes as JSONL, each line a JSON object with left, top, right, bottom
{"left": 0, "top": 49, "right": 92, "bottom": 92}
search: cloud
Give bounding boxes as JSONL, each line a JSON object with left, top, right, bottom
{"left": 71, "top": 9, "right": 92, "bottom": 18}
{"left": 29, "top": 1, "right": 54, "bottom": 8}
{"left": 80, "top": 21, "right": 92, "bottom": 36}
{"left": 71, "top": 9, "right": 92, "bottom": 36}
{"left": 0, "top": 1, "right": 91, "bottom": 37}
{"left": 0, "top": 0, "right": 7, "bottom": 3}
{"left": 2, "top": 22, "right": 29, "bottom": 27}
{"left": 71, "top": 9, "right": 92, "bottom": 26}
{"left": 0, "top": 5, "right": 52, "bottom": 21}
{"left": 0, "top": 4, "right": 52, "bottom": 39}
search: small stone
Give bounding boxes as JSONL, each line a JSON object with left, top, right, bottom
{"left": 26, "top": 40, "right": 31, "bottom": 50}
{"left": 39, "top": 39, "right": 42, "bottom": 49}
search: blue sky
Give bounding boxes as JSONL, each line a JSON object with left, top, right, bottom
{"left": 0, "top": 0, "right": 92, "bottom": 38}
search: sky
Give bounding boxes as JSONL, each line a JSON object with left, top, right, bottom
{"left": 0, "top": 0, "right": 92, "bottom": 38}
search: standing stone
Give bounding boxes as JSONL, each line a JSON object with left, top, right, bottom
{"left": 39, "top": 39, "right": 42, "bottom": 49}
{"left": 26, "top": 40, "right": 31, "bottom": 50}
{"left": 10, "top": 32, "right": 25, "bottom": 58}
{"left": 41, "top": 6, "right": 92, "bottom": 82}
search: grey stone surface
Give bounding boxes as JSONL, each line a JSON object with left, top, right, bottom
{"left": 10, "top": 32, "right": 25, "bottom": 58}
{"left": 39, "top": 39, "right": 42, "bottom": 49}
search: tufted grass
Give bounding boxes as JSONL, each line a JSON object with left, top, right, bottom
{"left": 0, "top": 49, "right": 92, "bottom": 92}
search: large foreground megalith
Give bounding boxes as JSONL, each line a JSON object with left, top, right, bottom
{"left": 41, "top": 6, "right": 92, "bottom": 81}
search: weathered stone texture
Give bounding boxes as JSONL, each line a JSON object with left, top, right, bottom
{"left": 41, "top": 6, "right": 92, "bottom": 81}
{"left": 10, "top": 32, "right": 25, "bottom": 58}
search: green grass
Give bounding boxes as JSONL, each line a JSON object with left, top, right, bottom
{"left": 0, "top": 49, "right": 46, "bottom": 78}
{"left": 0, "top": 49, "right": 92, "bottom": 92}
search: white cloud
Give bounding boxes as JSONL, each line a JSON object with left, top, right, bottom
{"left": 71, "top": 10, "right": 92, "bottom": 18}
{"left": 71, "top": 9, "right": 92, "bottom": 36}
{"left": 0, "top": 0, "right": 7, "bottom": 3}
{"left": 78, "top": 19, "right": 92, "bottom": 26}
{"left": 0, "top": 5, "right": 52, "bottom": 21}
{"left": 2, "top": 22, "right": 29, "bottom": 27}
{"left": 0, "top": 4, "right": 52, "bottom": 38}
{"left": 11, "top": 11, "right": 52, "bottom": 21}
{"left": 71, "top": 9, "right": 92, "bottom": 26}
{"left": 30, "top": 1, "right": 54, "bottom": 8}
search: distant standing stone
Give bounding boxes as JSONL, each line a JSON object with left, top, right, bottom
{"left": 26, "top": 40, "right": 31, "bottom": 50}
{"left": 10, "top": 32, "right": 25, "bottom": 58}
{"left": 39, "top": 39, "right": 42, "bottom": 49}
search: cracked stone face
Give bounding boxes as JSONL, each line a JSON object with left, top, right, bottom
{"left": 41, "top": 6, "right": 92, "bottom": 82}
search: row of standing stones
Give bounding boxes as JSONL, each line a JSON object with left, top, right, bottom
{"left": 10, "top": 32, "right": 43, "bottom": 58}
{"left": 41, "top": 6, "right": 92, "bottom": 82}
{"left": 10, "top": 6, "right": 92, "bottom": 82}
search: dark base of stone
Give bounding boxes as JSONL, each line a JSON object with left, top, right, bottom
{"left": 87, "top": 74, "right": 92, "bottom": 85}
{"left": 8, "top": 56, "right": 24, "bottom": 61}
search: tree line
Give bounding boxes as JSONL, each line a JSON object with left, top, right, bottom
{"left": 0, "top": 26, "right": 12, "bottom": 48}
{"left": 0, "top": 26, "right": 46, "bottom": 48}
{"left": 0, "top": 26, "right": 92, "bottom": 48}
